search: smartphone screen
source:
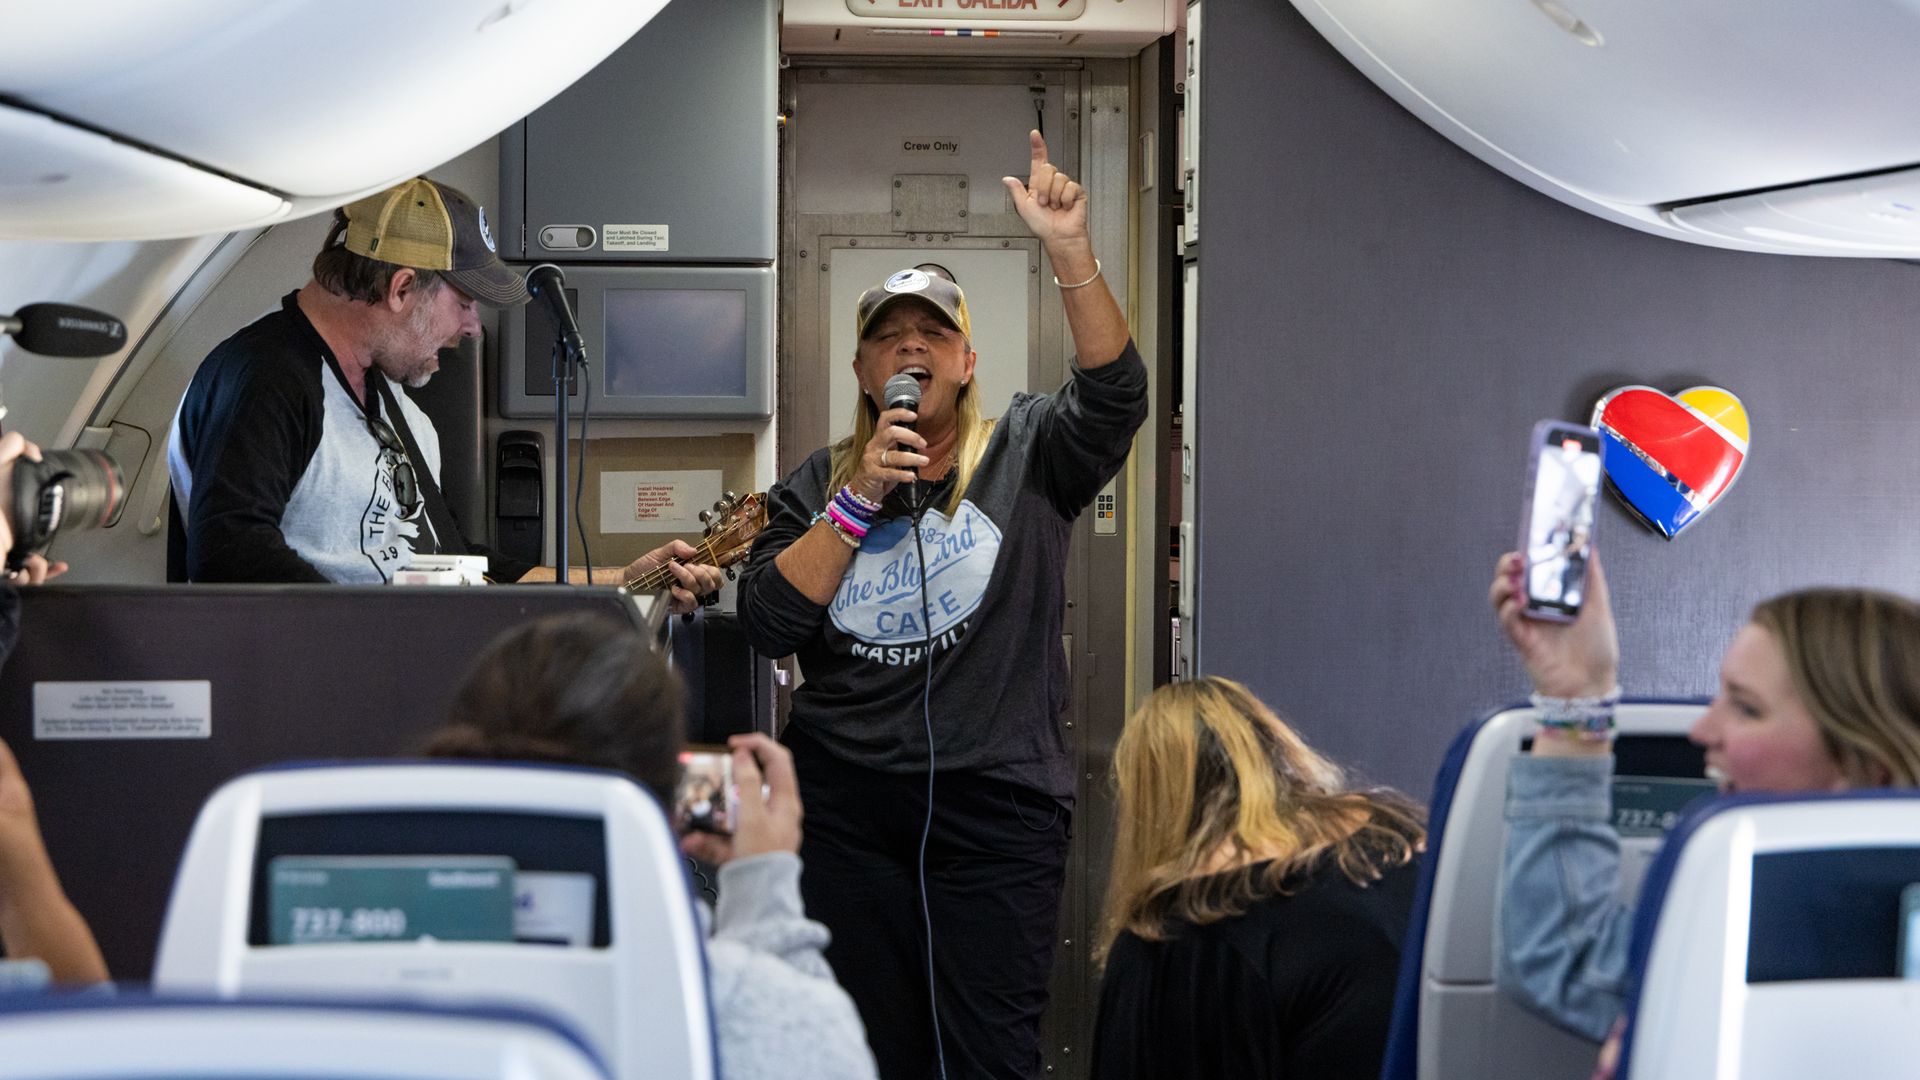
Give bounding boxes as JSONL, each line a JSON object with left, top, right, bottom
{"left": 674, "top": 748, "right": 737, "bottom": 836}
{"left": 1899, "top": 882, "right": 1920, "bottom": 979}
{"left": 1521, "top": 422, "right": 1603, "bottom": 620}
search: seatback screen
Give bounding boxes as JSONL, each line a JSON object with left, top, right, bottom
{"left": 249, "top": 811, "right": 610, "bottom": 948}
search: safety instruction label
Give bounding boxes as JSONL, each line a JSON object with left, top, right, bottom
{"left": 600, "top": 469, "right": 723, "bottom": 534}
{"left": 34, "top": 680, "right": 212, "bottom": 740}
{"left": 603, "top": 224, "right": 669, "bottom": 252}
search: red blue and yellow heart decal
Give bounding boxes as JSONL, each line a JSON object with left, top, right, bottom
{"left": 1591, "top": 385, "right": 1749, "bottom": 539}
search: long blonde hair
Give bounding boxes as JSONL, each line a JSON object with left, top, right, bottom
{"left": 1098, "top": 677, "right": 1425, "bottom": 962}
{"left": 829, "top": 352, "right": 993, "bottom": 518}
{"left": 1749, "top": 588, "right": 1920, "bottom": 787}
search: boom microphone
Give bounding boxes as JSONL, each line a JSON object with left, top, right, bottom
{"left": 1, "top": 303, "right": 128, "bottom": 357}
{"left": 524, "top": 264, "right": 587, "bottom": 364}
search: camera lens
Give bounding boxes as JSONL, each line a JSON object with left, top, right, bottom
{"left": 9, "top": 449, "right": 125, "bottom": 555}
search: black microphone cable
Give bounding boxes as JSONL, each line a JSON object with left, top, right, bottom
{"left": 909, "top": 497, "right": 951, "bottom": 1080}
{"left": 573, "top": 353, "right": 594, "bottom": 581}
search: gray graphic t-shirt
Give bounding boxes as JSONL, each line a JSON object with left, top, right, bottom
{"left": 169, "top": 292, "right": 529, "bottom": 584}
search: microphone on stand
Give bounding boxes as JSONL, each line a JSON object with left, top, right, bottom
{"left": 1, "top": 303, "right": 129, "bottom": 357}
{"left": 523, "top": 264, "right": 586, "bottom": 364}
{"left": 524, "top": 263, "right": 587, "bottom": 583}
{"left": 883, "top": 372, "right": 923, "bottom": 512}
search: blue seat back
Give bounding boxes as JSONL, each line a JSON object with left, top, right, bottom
{"left": 0, "top": 990, "right": 611, "bottom": 1080}
{"left": 1617, "top": 789, "right": 1920, "bottom": 1080}
{"left": 153, "top": 760, "right": 718, "bottom": 1080}
{"left": 1381, "top": 700, "right": 1710, "bottom": 1080}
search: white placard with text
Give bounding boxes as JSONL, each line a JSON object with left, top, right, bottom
{"left": 599, "top": 469, "right": 723, "bottom": 534}
{"left": 34, "top": 680, "right": 212, "bottom": 740}
{"left": 602, "top": 224, "right": 669, "bottom": 252}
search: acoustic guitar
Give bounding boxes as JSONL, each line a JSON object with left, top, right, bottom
{"left": 620, "top": 491, "right": 767, "bottom": 596}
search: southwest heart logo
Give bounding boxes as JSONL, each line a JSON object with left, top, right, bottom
{"left": 1591, "top": 385, "right": 1749, "bottom": 539}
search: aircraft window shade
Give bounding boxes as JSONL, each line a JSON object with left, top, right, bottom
{"left": 603, "top": 289, "right": 749, "bottom": 399}
{"left": 247, "top": 812, "right": 611, "bottom": 949}
{"left": 1747, "top": 847, "right": 1920, "bottom": 983}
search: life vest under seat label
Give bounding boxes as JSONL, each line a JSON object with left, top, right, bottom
{"left": 33, "top": 680, "right": 212, "bottom": 740}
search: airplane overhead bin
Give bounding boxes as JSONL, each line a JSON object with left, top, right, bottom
{"left": 1290, "top": 0, "right": 1920, "bottom": 257}
{"left": 782, "top": 0, "right": 1180, "bottom": 57}
{"left": 0, "top": 0, "right": 673, "bottom": 241}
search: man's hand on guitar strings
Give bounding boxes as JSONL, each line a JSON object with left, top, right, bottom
{"left": 627, "top": 540, "right": 725, "bottom": 615}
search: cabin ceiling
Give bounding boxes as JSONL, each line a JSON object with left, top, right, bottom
{"left": 0, "top": 0, "right": 671, "bottom": 241}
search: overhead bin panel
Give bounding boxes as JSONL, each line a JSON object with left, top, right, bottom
{"left": 0, "top": 0, "right": 672, "bottom": 238}
{"left": 505, "top": 0, "right": 778, "bottom": 263}
{"left": 1290, "top": 0, "right": 1920, "bottom": 256}
{"left": 0, "top": 105, "right": 288, "bottom": 242}
{"left": 783, "top": 0, "right": 1181, "bottom": 56}
{"left": 1665, "top": 168, "right": 1920, "bottom": 257}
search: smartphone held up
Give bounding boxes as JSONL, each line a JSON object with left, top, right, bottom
{"left": 674, "top": 747, "right": 739, "bottom": 837}
{"left": 1518, "top": 421, "right": 1603, "bottom": 622}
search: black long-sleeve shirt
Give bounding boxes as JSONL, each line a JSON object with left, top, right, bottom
{"left": 736, "top": 342, "right": 1148, "bottom": 798}
{"left": 1092, "top": 858, "right": 1420, "bottom": 1080}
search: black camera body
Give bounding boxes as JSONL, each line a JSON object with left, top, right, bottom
{"left": 7, "top": 449, "right": 124, "bottom": 570}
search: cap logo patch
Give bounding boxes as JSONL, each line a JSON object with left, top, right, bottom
{"left": 477, "top": 207, "right": 496, "bottom": 253}
{"left": 884, "top": 269, "right": 930, "bottom": 294}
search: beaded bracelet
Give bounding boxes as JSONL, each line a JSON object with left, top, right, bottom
{"left": 810, "top": 509, "right": 862, "bottom": 549}
{"left": 838, "top": 484, "right": 881, "bottom": 512}
{"left": 832, "top": 485, "right": 880, "bottom": 529}
{"left": 825, "top": 501, "right": 869, "bottom": 540}
{"left": 1531, "top": 685, "right": 1622, "bottom": 741}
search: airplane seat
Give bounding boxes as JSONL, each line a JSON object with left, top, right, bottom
{"left": 0, "top": 990, "right": 613, "bottom": 1080}
{"left": 1615, "top": 789, "right": 1920, "bottom": 1080}
{"left": 1380, "top": 700, "right": 1712, "bottom": 1080}
{"left": 152, "top": 761, "right": 717, "bottom": 1080}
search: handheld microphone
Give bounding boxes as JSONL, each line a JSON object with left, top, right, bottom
{"left": 883, "top": 373, "right": 922, "bottom": 477}
{"left": 884, "top": 372, "right": 925, "bottom": 512}
{"left": 524, "top": 264, "right": 587, "bottom": 365}
{"left": 1, "top": 303, "right": 129, "bottom": 358}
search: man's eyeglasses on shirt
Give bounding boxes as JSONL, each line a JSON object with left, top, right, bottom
{"left": 364, "top": 415, "right": 424, "bottom": 521}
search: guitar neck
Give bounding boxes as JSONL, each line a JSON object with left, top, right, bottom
{"left": 622, "top": 536, "right": 725, "bottom": 594}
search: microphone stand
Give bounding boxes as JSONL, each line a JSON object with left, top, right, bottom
{"left": 551, "top": 337, "right": 573, "bottom": 583}
{"left": 530, "top": 266, "right": 587, "bottom": 584}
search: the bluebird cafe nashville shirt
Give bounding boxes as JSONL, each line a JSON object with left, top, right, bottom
{"left": 737, "top": 341, "right": 1147, "bottom": 801}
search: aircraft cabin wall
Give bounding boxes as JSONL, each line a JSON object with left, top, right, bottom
{"left": 1189, "top": 0, "right": 1920, "bottom": 796}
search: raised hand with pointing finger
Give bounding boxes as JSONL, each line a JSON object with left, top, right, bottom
{"left": 1003, "top": 128, "right": 1128, "bottom": 369}
{"left": 1002, "top": 129, "right": 1090, "bottom": 250}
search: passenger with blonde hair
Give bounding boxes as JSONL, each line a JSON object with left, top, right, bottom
{"left": 1090, "top": 677, "right": 1425, "bottom": 1080}
{"left": 1492, "top": 550, "right": 1920, "bottom": 1047}
{"left": 738, "top": 130, "right": 1146, "bottom": 1078}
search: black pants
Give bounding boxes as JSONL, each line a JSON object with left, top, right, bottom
{"left": 786, "top": 724, "right": 1071, "bottom": 1080}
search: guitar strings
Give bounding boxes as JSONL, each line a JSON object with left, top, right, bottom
{"left": 622, "top": 527, "right": 734, "bottom": 592}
